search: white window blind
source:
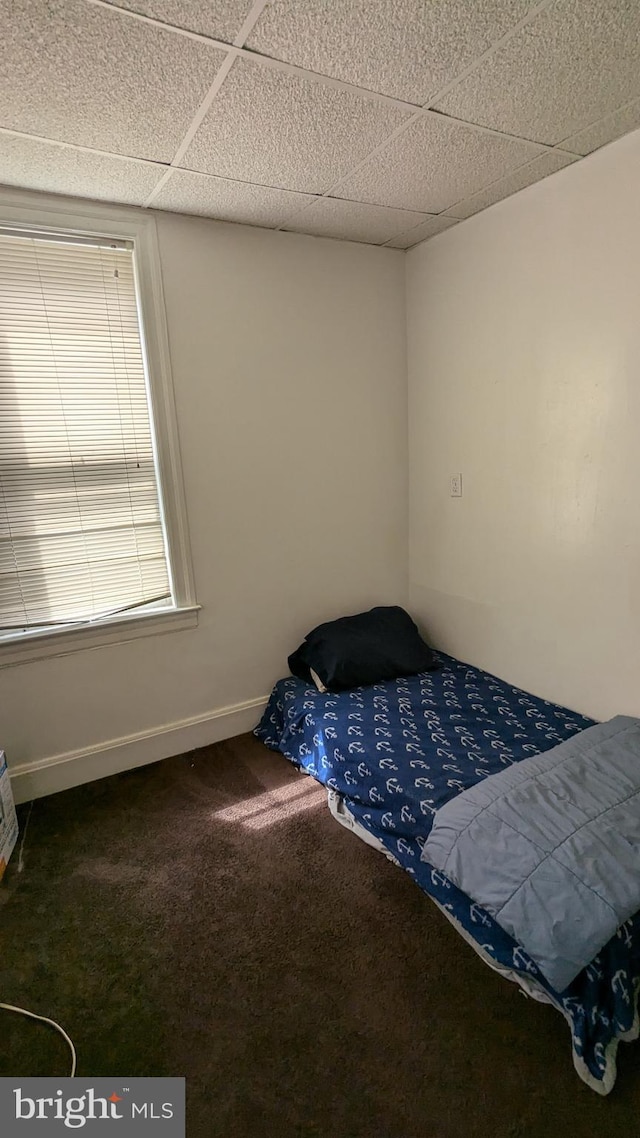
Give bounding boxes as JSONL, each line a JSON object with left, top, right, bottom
{"left": 0, "top": 227, "right": 173, "bottom": 634}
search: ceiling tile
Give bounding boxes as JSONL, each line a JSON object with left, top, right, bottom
{"left": 152, "top": 169, "right": 315, "bottom": 225}
{"left": 180, "top": 58, "right": 410, "bottom": 193}
{"left": 0, "top": 0, "right": 225, "bottom": 162}
{"left": 0, "top": 133, "right": 165, "bottom": 204}
{"left": 246, "top": 0, "right": 532, "bottom": 105}
{"left": 335, "top": 113, "right": 543, "bottom": 213}
{"left": 560, "top": 98, "right": 640, "bottom": 156}
{"left": 385, "top": 215, "right": 459, "bottom": 248}
{"left": 114, "top": 0, "right": 254, "bottom": 41}
{"left": 433, "top": 0, "right": 640, "bottom": 145}
{"left": 444, "top": 150, "right": 578, "bottom": 219}
{"left": 282, "top": 198, "right": 429, "bottom": 244}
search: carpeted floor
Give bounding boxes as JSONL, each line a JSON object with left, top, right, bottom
{"left": 1, "top": 733, "right": 639, "bottom": 1136}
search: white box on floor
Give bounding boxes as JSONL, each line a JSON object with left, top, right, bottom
{"left": 0, "top": 751, "right": 18, "bottom": 880}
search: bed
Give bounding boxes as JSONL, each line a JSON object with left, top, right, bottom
{"left": 255, "top": 651, "right": 640, "bottom": 1094}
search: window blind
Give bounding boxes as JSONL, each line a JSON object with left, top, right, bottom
{"left": 0, "top": 227, "right": 172, "bottom": 633}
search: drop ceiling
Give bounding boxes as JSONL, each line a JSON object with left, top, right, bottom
{"left": 1, "top": 0, "right": 639, "bottom": 248}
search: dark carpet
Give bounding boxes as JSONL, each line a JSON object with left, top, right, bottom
{"left": 1, "top": 733, "right": 639, "bottom": 1136}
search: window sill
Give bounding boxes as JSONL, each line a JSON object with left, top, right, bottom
{"left": 0, "top": 605, "right": 201, "bottom": 668}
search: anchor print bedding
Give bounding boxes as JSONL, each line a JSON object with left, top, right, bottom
{"left": 255, "top": 652, "right": 640, "bottom": 1094}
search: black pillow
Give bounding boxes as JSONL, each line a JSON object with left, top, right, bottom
{"left": 288, "top": 606, "right": 437, "bottom": 692}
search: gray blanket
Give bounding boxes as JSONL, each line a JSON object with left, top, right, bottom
{"left": 422, "top": 716, "right": 640, "bottom": 991}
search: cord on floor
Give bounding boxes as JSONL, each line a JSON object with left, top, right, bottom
{"left": 0, "top": 1002, "right": 76, "bottom": 1076}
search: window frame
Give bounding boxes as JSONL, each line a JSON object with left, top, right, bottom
{"left": 0, "top": 189, "right": 198, "bottom": 667}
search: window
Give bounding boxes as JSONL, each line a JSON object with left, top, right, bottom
{"left": 0, "top": 199, "right": 196, "bottom": 665}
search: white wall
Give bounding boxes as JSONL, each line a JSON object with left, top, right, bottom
{"left": 407, "top": 129, "right": 640, "bottom": 721}
{"left": 2, "top": 208, "right": 408, "bottom": 799}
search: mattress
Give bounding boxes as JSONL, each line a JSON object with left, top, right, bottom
{"left": 255, "top": 651, "right": 640, "bottom": 1094}
{"left": 326, "top": 786, "right": 563, "bottom": 997}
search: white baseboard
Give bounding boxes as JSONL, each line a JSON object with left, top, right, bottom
{"left": 9, "top": 695, "right": 269, "bottom": 804}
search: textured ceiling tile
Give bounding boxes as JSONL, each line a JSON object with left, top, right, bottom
{"left": 152, "top": 169, "right": 315, "bottom": 225}
{"left": 115, "top": 0, "right": 253, "bottom": 41}
{"left": 181, "top": 58, "right": 409, "bottom": 193}
{"left": 385, "top": 215, "right": 459, "bottom": 248}
{"left": 560, "top": 98, "right": 640, "bottom": 156}
{"left": 444, "top": 150, "right": 578, "bottom": 218}
{"left": 336, "top": 114, "right": 542, "bottom": 213}
{"left": 0, "top": 133, "right": 165, "bottom": 204}
{"left": 246, "top": 0, "right": 531, "bottom": 104}
{"left": 282, "top": 198, "right": 429, "bottom": 244}
{"left": 0, "top": 0, "right": 224, "bottom": 161}
{"left": 434, "top": 0, "right": 640, "bottom": 145}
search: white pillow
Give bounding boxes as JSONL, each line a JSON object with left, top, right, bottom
{"left": 310, "top": 667, "right": 327, "bottom": 693}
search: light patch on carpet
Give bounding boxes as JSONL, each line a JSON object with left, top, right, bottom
{"left": 214, "top": 778, "right": 325, "bottom": 827}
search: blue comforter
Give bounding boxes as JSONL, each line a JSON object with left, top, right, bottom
{"left": 255, "top": 652, "right": 640, "bottom": 1093}
{"left": 424, "top": 715, "right": 640, "bottom": 991}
